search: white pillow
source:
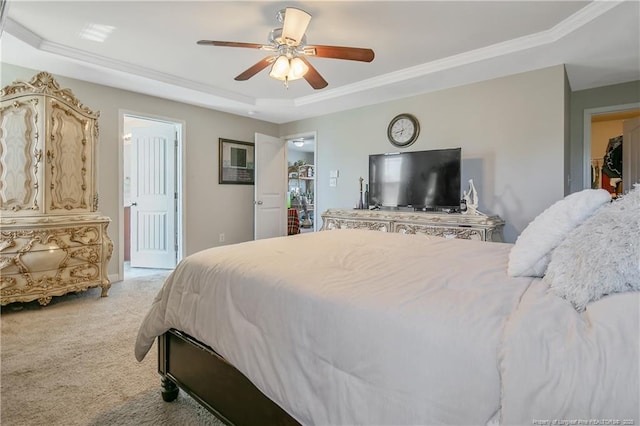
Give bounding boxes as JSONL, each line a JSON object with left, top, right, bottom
{"left": 507, "top": 189, "right": 611, "bottom": 277}
{"left": 545, "top": 185, "right": 640, "bottom": 311}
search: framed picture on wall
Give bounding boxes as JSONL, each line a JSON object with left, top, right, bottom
{"left": 219, "top": 138, "right": 255, "bottom": 184}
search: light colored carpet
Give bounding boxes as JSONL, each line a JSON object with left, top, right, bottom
{"left": 1, "top": 272, "right": 226, "bottom": 426}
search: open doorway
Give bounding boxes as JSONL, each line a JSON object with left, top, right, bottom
{"left": 122, "top": 113, "right": 184, "bottom": 279}
{"left": 286, "top": 133, "right": 317, "bottom": 234}
{"left": 585, "top": 105, "right": 640, "bottom": 195}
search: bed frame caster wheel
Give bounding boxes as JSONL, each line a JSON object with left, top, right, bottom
{"left": 161, "top": 376, "right": 179, "bottom": 402}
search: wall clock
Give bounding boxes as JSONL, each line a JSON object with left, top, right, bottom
{"left": 387, "top": 113, "right": 420, "bottom": 147}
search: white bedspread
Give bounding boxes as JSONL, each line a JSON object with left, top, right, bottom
{"left": 135, "top": 229, "right": 639, "bottom": 425}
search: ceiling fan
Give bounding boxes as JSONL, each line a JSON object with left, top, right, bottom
{"left": 197, "top": 7, "right": 375, "bottom": 89}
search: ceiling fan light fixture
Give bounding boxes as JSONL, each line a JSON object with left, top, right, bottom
{"left": 281, "top": 7, "right": 311, "bottom": 46}
{"left": 269, "top": 55, "right": 309, "bottom": 83}
{"left": 288, "top": 57, "right": 309, "bottom": 80}
{"left": 269, "top": 55, "right": 291, "bottom": 80}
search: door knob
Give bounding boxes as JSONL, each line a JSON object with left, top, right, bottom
{"left": 255, "top": 201, "right": 263, "bottom": 205}
{"left": 131, "top": 202, "right": 138, "bottom": 206}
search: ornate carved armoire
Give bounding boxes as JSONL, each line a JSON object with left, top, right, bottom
{"left": 0, "top": 72, "right": 113, "bottom": 306}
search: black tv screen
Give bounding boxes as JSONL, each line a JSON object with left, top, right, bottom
{"left": 369, "top": 148, "right": 461, "bottom": 210}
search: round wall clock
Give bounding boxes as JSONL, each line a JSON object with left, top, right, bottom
{"left": 387, "top": 113, "right": 420, "bottom": 147}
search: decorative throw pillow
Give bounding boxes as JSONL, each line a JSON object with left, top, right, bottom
{"left": 507, "top": 189, "right": 611, "bottom": 277}
{"left": 545, "top": 185, "right": 640, "bottom": 311}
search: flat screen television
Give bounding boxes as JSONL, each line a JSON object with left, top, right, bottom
{"left": 368, "top": 148, "right": 461, "bottom": 210}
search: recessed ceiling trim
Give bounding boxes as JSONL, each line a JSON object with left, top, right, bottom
{"left": 294, "top": 1, "right": 622, "bottom": 106}
{"left": 548, "top": 0, "right": 622, "bottom": 41}
{"left": 5, "top": 16, "right": 42, "bottom": 48}
{"left": 40, "top": 40, "right": 256, "bottom": 105}
{"left": 3, "top": 1, "right": 626, "bottom": 112}
{"left": 294, "top": 32, "right": 551, "bottom": 106}
{"left": 5, "top": 17, "right": 256, "bottom": 106}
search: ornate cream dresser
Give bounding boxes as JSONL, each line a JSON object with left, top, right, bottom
{"left": 0, "top": 72, "right": 113, "bottom": 306}
{"left": 321, "top": 208, "right": 505, "bottom": 242}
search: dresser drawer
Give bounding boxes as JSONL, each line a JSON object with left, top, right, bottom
{"left": 323, "top": 217, "right": 392, "bottom": 232}
{"left": 0, "top": 225, "right": 104, "bottom": 255}
{"left": 394, "top": 223, "right": 485, "bottom": 240}
{"left": 1, "top": 263, "right": 103, "bottom": 304}
{"left": 1, "top": 244, "right": 102, "bottom": 274}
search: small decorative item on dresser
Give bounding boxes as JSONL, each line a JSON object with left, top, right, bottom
{"left": 463, "top": 179, "right": 482, "bottom": 215}
{"left": 460, "top": 198, "right": 467, "bottom": 213}
{"left": 356, "top": 177, "right": 365, "bottom": 209}
{"left": 364, "top": 184, "right": 369, "bottom": 208}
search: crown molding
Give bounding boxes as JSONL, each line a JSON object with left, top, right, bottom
{"left": 4, "top": 1, "right": 623, "bottom": 111}
{"left": 294, "top": 0, "right": 623, "bottom": 106}
{"left": 5, "top": 17, "right": 42, "bottom": 47}
{"left": 5, "top": 17, "right": 256, "bottom": 106}
{"left": 548, "top": 0, "right": 622, "bottom": 41}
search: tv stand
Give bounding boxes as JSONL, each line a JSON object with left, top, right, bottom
{"left": 320, "top": 209, "right": 504, "bottom": 242}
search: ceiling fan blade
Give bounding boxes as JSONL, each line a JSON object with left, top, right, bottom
{"left": 197, "top": 40, "right": 264, "bottom": 49}
{"left": 281, "top": 7, "right": 311, "bottom": 46}
{"left": 299, "top": 57, "right": 328, "bottom": 90}
{"left": 234, "top": 56, "right": 275, "bottom": 81}
{"left": 304, "top": 45, "right": 375, "bottom": 62}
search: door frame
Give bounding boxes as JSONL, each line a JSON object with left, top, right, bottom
{"left": 583, "top": 102, "right": 640, "bottom": 190}
{"left": 117, "top": 110, "right": 185, "bottom": 281}
{"left": 283, "top": 131, "right": 318, "bottom": 230}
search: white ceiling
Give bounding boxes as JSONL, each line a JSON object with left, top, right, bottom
{"left": 1, "top": 1, "right": 639, "bottom": 124}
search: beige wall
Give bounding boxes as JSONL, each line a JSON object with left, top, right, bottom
{"left": 1, "top": 63, "right": 279, "bottom": 279}
{"left": 280, "top": 65, "right": 569, "bottom": 243}
{"left": 0, "top": 63, "right": 571, "bottom": 276}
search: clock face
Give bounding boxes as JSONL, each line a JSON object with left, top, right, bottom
{"left": 387, "top": 114, "right": 419, "bottom": 147}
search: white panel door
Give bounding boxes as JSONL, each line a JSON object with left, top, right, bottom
{"left": 130, "top": 126, "right": 176, "bottom": 268}
{"left": 623, "top": 117, "right": 640, "bottom": 193}
{"left": 254, "top": 133, "right": 287, "bottom": 240}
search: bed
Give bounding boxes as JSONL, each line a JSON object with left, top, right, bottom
{"left": 135, "top": 219, "right": 639, "bottom": 425}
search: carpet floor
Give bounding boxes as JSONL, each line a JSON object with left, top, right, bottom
{"left": 1, "top": 272, "right": 225, "bottom": 426}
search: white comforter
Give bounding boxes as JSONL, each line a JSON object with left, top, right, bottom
{"left": 135, "top": 229, "right": 639, "bottom": 425}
